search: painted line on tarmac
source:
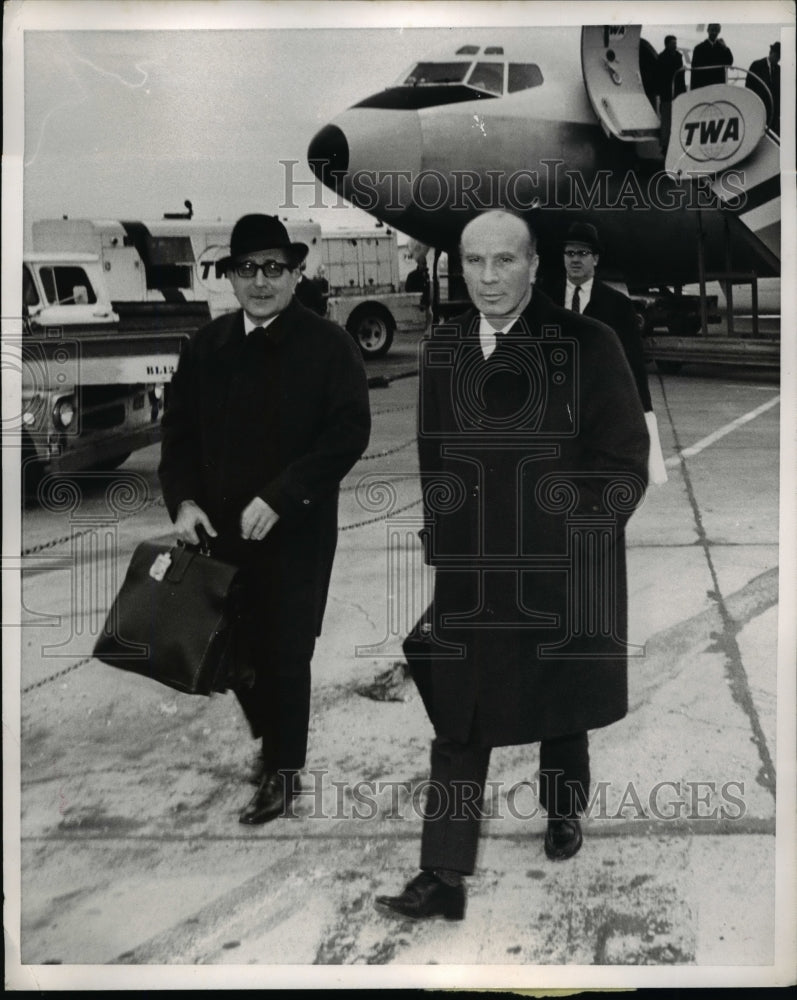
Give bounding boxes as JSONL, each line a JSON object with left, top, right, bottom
{"left": 664, "top": 394, "right": 780, "bottom": 468}
{"left": 659, "top": 389, "right": 777, "bottom": 798}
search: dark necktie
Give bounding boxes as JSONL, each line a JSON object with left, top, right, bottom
{"left": 571, "top": 286, "right": 581, "bottom": 314}
{"left": 249, "top": 325, "right": 267, "bottom": 338}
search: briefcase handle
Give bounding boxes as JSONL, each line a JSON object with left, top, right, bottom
{"left": 195, "top": 523, "right": 212, "bottom": 557}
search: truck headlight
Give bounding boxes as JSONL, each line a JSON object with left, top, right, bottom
{"left": 53, "top": 396, "right": 76, "bottom": 429}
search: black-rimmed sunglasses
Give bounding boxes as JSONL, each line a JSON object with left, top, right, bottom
{"left": 234, "top": 259, "right": 295, "bottom": 279}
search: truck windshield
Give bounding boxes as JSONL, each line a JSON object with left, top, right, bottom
{"left": 39, "top": 266, "right": 97, "bottom": 306}
{"left": 23, "top": 265, "right": 40, "bottom": 308}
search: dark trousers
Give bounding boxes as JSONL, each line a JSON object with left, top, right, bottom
{"left": 420, "top": 731, "right": 590, "bottom": 875}
{"left": 235, "top": 654, "right": 314, "bottom": 770}
{"left": 226, "top": 553, "right": 317, "bottom": 772}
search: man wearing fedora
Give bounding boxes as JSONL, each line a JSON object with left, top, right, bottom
{"left": 547, "top": 222, "right": 666, "bottom": 485}
{"left": 159, "top": 214, "right": 371, "bottom": 824}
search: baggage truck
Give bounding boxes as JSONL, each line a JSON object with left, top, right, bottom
{"left": 320, "top": 228, "right": 430, "bottom": 357}
{"left": 32, "top": 216, "right": 428, "bottom": 358}
{"left": 20, "top": 251, "right": 185, "bottom": 488}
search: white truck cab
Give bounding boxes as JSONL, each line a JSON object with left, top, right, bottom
{"left": 23, "top": 252, "right": 119, "bottom": 330}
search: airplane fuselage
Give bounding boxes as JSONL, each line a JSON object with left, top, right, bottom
{"left": 307, "top": 28, "right": 778, "bottom": 286}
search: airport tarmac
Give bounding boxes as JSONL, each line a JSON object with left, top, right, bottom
{"left": 7, "top": 336, "right": 792, "bottom": 988}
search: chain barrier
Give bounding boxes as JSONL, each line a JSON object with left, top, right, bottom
{"left": 360, "top": 437, "right": 415, "bottom": 462}
{"left": 21, "top": 495, "right": 166, "bottom": 558}
{"left": 340, "top": 496, "right": 422, "bottom": 532}
{"left": 22, "top": 657, "right": 93, "bottom": 695}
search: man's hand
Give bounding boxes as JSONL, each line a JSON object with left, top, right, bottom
{"left": 174, "top": 500, "right": 218, "bottom": 545}
{"left": 240, "top": 496, "right": 280, "bottom": 541}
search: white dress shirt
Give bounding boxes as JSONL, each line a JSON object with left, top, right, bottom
{"left": 243, "top": 312, "right": 278, "bottom": 335}
{"left": 566, "top": 277, "right": 593, "bottom": 313}
{"left": 478, "top": 314, "right": 519, "bottom": 360}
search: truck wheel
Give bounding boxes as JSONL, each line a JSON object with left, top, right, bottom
{"left": 347, "top": 305, "right": 395, "bottom": 359}
{"left": 655, "top": 360, "right": 683, "bottom": 375}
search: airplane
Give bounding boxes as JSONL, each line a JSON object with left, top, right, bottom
{"left": 306, "top": 26, "right": 780, "bottom": 300}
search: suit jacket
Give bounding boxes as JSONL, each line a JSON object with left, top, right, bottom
{"left": 691, "top": 39, "right": 733, "bottom": 89}
{"left": 158, "top": 298, "right": 371, "bottom": 642}
{"left": 746, "top": 57, "right": 780, "bottom": 132}
{"left": 546, "top": 276, "right": 652, "bottom": 412}
{"left": 409, "top": 288, "right": 649, "bottom": 746}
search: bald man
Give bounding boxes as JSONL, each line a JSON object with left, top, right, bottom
{"left": 376, "top": 210, "right": 648, "bottom": 920}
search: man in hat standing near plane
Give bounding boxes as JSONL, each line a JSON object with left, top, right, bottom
{"left": 159, "top": 214, "right": 370, "bottom": 824}
{"left": 549, "top": 222, "right": 667, "bottom": 485}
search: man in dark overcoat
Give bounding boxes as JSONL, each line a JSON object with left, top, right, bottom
{"left": 546, "top": 221, "right": 667, "bottom": 485}
{"left": 690, "top": 24, "right": 733, "bottom": 89}
{"left": 655, "top": 34, "right": 686, "bottom": 153}
{"left": 746, "top": 42, "right": 780, "bottom": 135}
{"left": 158, "top": 214, "right": 370, "bottom": 825}
{"left": 376, "top": 210, "right": 648, "bottom": 920}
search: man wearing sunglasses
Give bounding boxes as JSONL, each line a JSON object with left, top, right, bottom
{"left": 159, "top": 213, "right": 371, "bottom": 825}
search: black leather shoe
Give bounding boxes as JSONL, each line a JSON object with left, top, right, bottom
{"left": 544, "top": 818, "right": 583, "bottom": 860}
{"left": 375, "top": 871, "right": 466, "bottom": 920}
{"left": 239, "top": 770, "right": 299, "bottom": 825}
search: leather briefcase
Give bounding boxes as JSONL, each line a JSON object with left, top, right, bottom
{"left": 93, "top": 530, "right": 243, "bottom": 696}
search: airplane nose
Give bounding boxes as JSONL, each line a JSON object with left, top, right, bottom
{"left": 307, "top": 108, "right": 423, "bottom": 219}
{"left": 308, "top": 124, "right": 349, "bottom": 186}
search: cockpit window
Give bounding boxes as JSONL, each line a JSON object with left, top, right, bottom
{"left": 402, "top": 62, "right": 469, "bottom": 85}
{"left": 456, "top": 45, "right": 479, "bottom": 55}
{"left": 507, "top": 63, "right": 544, "bottom": 93}
{"left": 466, "top": 62, "right": 504, "bottom": 95}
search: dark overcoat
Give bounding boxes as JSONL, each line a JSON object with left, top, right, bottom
{"left": 746, "top": 57, "right": 780, "bottom": 131}
{"left": 415, "top": 288, "right": 648, "bottom": 747}
{"left": 690, "top": 39, "right": 733, "bottom": 89}
{"left": 158, "top": 299, "right": 371, "bottom": 661}
{"left": 546, "top": 276, "right": 652, "bottom": 411}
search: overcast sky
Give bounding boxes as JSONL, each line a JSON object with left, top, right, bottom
{"left": 9, "top": 2, "right": 793, "bottom": 244}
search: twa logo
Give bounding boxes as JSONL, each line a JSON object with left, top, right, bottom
{"left": 680, "top": 101, "right": 745, "bottom": 162}
{"left": 196, "top": 244, "right": 231, "bottom": 288}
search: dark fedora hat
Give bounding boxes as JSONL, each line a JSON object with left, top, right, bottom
{"left": 217, "top": 214, "right": 308, "bottom": 274}
{"left": 563, "top": 222, "right": 601, "bottom": 253}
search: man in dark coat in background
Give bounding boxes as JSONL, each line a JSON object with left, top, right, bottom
{"left": 547, "top": 222, "right": 666, "bottom": 485}
{"left": 746, "top": 41, "right": 780, "bottom": 135}
{"left": 159, "top": 214, "right": 370, "bottom": 825}
{"left": 376, "top": 210, "right": 648, "bottom": 920}
{"left": 690, "top": 24, "right": 733, "bottom": 89}
{"left": 656, "top": 34, "right": 686, "bottom": 153}
{"left": 547, "top": 222, "right": 652, "bottom": 414}
{"left": 295, "top": 261, "right": 328, "bottom": 316}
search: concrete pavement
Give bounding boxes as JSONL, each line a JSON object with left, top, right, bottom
{"left": 8, "top": 359, "right": 795, "bottom": 988}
